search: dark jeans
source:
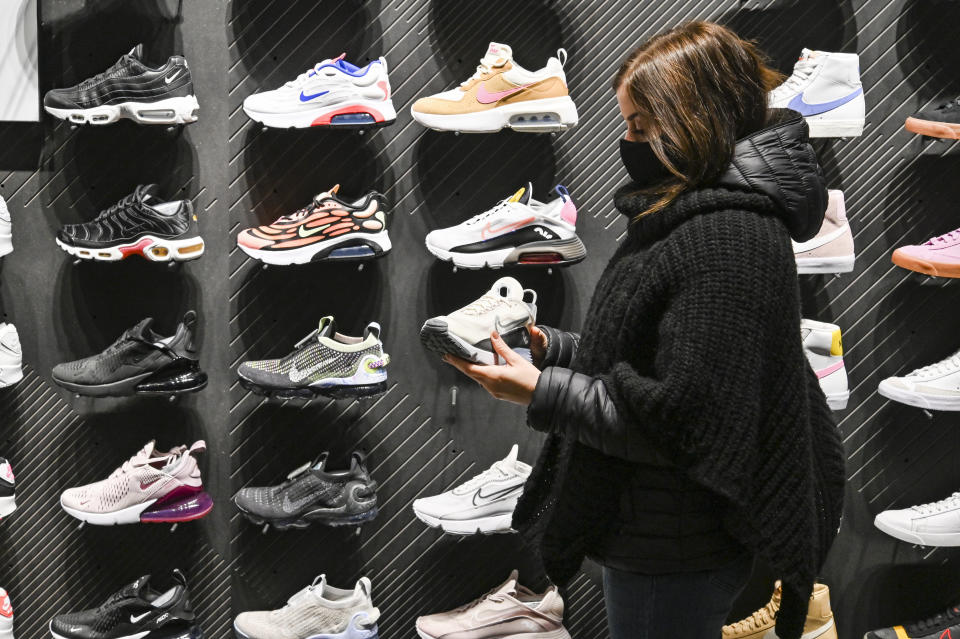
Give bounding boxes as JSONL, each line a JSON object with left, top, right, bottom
{"left": 603, "top": 557, "right": 754, "bottom": 638}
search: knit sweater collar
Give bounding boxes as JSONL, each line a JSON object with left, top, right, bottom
{"left": 615, "top": 109, "right": 827, "bottom": 245}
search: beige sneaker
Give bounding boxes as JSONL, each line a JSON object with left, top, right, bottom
{"left": 415, "top": 570, "right": 570, "bottom": 639}
{"left": 793, "top": 190, "right": 855, "bottom": 274}
{"left": 722, "top": 582, "right": 838, "bottom": 639}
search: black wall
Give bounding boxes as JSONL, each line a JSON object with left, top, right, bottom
{"left": 0, "top": 0, "right": 959, "bottom": 637}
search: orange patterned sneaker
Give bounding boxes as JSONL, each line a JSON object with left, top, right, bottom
{"left": 411, "top": 42, "right": 578, "bottom": 133}
{"left": 722, "top": 582, "right": 837, "bottom": 639}
{"left": 237, "top": 185, "right": 390, "bottom": 265}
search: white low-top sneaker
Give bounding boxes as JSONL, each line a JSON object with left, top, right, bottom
{"left": 879, "top": 349, "right": 960, "bottom": 411}
{"left": 420, "top": 276, "right": 537, "bottom": 365}
{"left": 0, "top": 197, "right": 11, "bottom": 258}
{"left": 875, "top": 492, "right": 960, "bottom": 546}
{"left": 801, "top": 319, "right": 849, "bottom": 411}
{"left": 243, "top": 54, "right": 396, "bottom": 129}
{"left": 425, "top": 183, "right": 585, "bottom": 269}
{"left": 413, "top": 444, "right": 531, "bottom": 535}
{"left": 770, "top": 49, "right": 865, "bottom": 138}
{"left": 0, "top": 324, "right": 22, "bottom": 389}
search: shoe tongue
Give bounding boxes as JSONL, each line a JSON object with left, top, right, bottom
{"left": 314, "top": 184, "right": 341, "bottom": 203}
{"left": 798, "top": 48, "right": 820, "bottom": 62}
{"left": 127, "top": 44, "right": 145, "bottom": 61}
{"left": 139, "top": 441, "right": 157, "bottom": 459}
{"left": 317, "top": 316, "right": 337, "bottom": 339}
{"left": 128, "top": 318, "right": 155, "bottom": 341}
{"left": 489, "top": 277, "right": 523, "bottom": 301}
{"left": 506, "top": 183, "right": 532, "bottom": 205}
{"left": 483, "top": 42, "right": 513, "bottom": 66}
{"left": 495, "top": 570, "right": 520, "bottom": 597}
{"left": 136, "top": 184, "right": 161, "bottom": 205}
{"left": 503, "top": 444, "right": 519, "bottom": 466}
{"left": 126, "top": 574, "right": 152, "bottom": 599}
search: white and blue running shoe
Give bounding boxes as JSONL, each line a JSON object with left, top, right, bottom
{"left": 234, "top": 576, "right": 379, "bottom": 639}
{"left": 243, "top": 54, "right": 396, "bottom": 129}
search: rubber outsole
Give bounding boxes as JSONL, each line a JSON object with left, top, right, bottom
{"left": 419, "top": 319, "right": 491, "bottom": 364}
{"left": 413, "top": 509, "right": 515, "bottom": 536}
{"left": 53, "top": 371, "right": 208, "bottom": 398}
{"left": 57, "top": 235, "right": 205, "bottom": 263}
{"left": 878, "top": 379, "right": 960, "bottom": 411}
{"left": 905, "top": 117, "right": 960, "bottom": 140}
{"left": 238, "top": 233, "right": 392, "bottom": 266}
{"left": 237, "top": 377, "right": 387, "bottom": 400}
{"left": 237, "top": 504, "right": 378, "bottom": 530}
{"left": 51, "top": 620, "right": 203, "bottom": 639}
{"left": 0, "top": 495, "right": 16, "bottom": 519}
{"left": 892, "top": 249, "right": 960, "bottom": 278}
{"left": 45, "top": 95, "right": 200, "bottom": 126}
{"left": 874, "top": 515, "right": 960, "bottom": 547}
{"left": 411, "top": 96, "right": 579, "bottom": 133}
{"left": 426, "top": 237, "right": 587, "bottom": 270}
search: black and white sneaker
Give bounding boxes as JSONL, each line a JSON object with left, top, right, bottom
{"left": 56, "top": 185, "right": 204, "bottom": 262}
{"left": 44, "top": 44, "right": 199, "bottom": 126}
{"left": 51, "top": 311, "right": 208, "bottom": 397}
{"left": 49, "top": 570, "right": 202, "bottom": 639}
{"left": 0, "top": 458, "right": 14, "bottom": 520}
{"left": 234, "top": 452, "right": 378, "bottom": 530}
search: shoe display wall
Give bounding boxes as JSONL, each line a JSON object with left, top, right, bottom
{"left": 0, "top": 0, "right": 956, "bottom": 637}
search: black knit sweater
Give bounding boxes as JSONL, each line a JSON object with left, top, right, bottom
{"left": 513, "top": 112, "right": 846, "bottom": 639}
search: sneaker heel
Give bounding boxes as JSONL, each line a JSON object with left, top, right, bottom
{"left": 141, "top": 490, "right": 213, "bottom": 523}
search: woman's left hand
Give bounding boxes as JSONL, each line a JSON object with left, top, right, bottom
{"left": 443, "top": 331, "right": 541, "bottom": 406}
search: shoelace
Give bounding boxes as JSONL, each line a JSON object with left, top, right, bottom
{"left": 94, "top": 186, "right": 150, "bottom": 222}
{"left": 283, "top": 576, "right": 325, "bottom": 609}
{"left": 109, "top": 450, "right": 177, "bottom": 480}
{"left": 909, "top": 604, "right": 960, "bottom": 632}
{"left": 771, "top": 60, "right": 816, "bottom": 100}
{"left": 461, "top": 55, "right": 500, "bottom": 87}
{"left": 725, "top": 598, "right": 779, "bottom": 633}
{"left": 285, "top": 62, "right": 331, "bottom": 89}
{"left": 78, "top": 57, "right": 127, "bottom": 90}
{"left": 910, "top": 350, "right": 960, "bottom": 378}
{"left": 464, "top": 200, "right": 512, "bottom": 226}
{"left": 461, "top": 292, "right": 508, "bottom": 316}
{"left": 925, "top": 229, "right": 960, "bottom": 245}
{"left": 452, "top": 461, "right": 511, "bottom": 495}
{"left": 912, "top": 492, "right": 960, "bottom": 515}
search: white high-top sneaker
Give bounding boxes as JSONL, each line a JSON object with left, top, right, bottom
{"left": 770, "top": 49, "right": 865, "bottom": 138}
{"left": 802, "top": 319, "right": 849, "bottom": 410}
{"left": 879, "top": 349, "right": 960, "bottom": 411}
{"left": 793, "top": 190, "right": 855, "bottom": 274}
{"left": 0, "top": 197, "right": 12, "bottom": 258}
{"left": 0, "top": 325, "right": 22, "bottom": 389}
{"left": 875, "top": 491, "right": 960, "bottom": 546}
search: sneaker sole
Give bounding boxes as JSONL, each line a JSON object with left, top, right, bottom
{"left": 874, "top": 514, "right": 960, "bottom": 546}
{"left": 51, "top": 621, "right": 203, "bottom": 639}
{"left": 892, "top": 248, "right": 960, "bottom": 278}
{"left": 413, "top": 508, "right": 515, "bottom": 536}
{"left": 419, "top": 318, "right": 495, "bottom": 365}
{"left": 61, "top": 492, "right": 213, "bottom": 525}
{"left": 45, "top": 95, "right": 199, "bottom": 126}
{"left": 237, "top": 376, "right": 387, "bottom": 400}
{"left": 236, "top": 503, "right": 378, "bottom": 531}
{"left": 905, "top": 117, "right": 960, "bottom": 140}
{"left": 878, "top": 379, "right": 960, "bottom": 411}
{"left": 795, "top": 255, "right": 855, "bottom": 275}
{"left": 426, "top": 236, "right": 586, "bottom": 269}
{"left": 243, "top": 99, "right": 397, "bottom": 130}
{"left": 53, "top": 369, "right": 208, "bottom": 398}
{"left": 411, "top": 96, "right": 578, "bottom": 133}
{"left": 57, "top": 235, "right": 205, "bottom": 263}
{"left": 238, "top": 231, "right": 391, "bottom": 266}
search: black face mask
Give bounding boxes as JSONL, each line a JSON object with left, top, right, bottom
{"left": 619, "top": 138, "right": 674, "bottom": 186}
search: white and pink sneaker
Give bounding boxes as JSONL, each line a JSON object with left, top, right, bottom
{"left": 793, "top": 190, "right": 855, "bottom": 274}
{"left": 892, "top": 227, "right": 960, "bottom": 278}
{"left": 60, "top": 440, "right": 213, "bottom": 525}
{"left": 0, "top": 589, "right": 13, "bottom": 639}
{"left": 0, "top": 458, "right": 14, "bottom": 520}
{"left": 802, "top": 319, "right": 849, "bottom": 410}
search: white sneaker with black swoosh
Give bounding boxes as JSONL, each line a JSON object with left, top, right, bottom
{"left": 413, "top": 444, "right": 531, "bottom": 535}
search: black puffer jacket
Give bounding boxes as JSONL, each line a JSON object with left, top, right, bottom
{"left": 513, "top": 111, "right": 845, "bottom": 639}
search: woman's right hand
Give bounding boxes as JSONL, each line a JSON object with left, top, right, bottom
{"left": 529, "top": 325, "right": 548, "bottom": 368}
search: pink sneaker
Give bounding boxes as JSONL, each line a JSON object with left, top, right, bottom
{"left": 60, "top": 440, "right": 212, "bottom": 525}
{"left": 0, "top": 588, "right": 12, "bottom": 639}
{"left": 893, "top": 227, "right": 960, "bottom": 277}
{"left": 415, "top": 570, "right": 570, "bottom": 639}
{"left": 793, "top": 190, "right": 855, "bottom": 274}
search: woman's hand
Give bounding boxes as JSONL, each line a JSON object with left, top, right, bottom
{"left": 443, "top": 331, "right": 541, "bottom": 405}
{"left": 529, "top": 325, "right": 548, "bottom": 368}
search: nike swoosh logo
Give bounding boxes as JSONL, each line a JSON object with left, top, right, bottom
{"left": 139, "top": 478, "right": 163, "bottom": 490}
{"left": 792, "top": 224, "right": 850, "bottom": 252}
{"left": 481, "top": 216, "right": 535, "bottom": 240}
{"left": 164, "top": 70, "right": 182, "bottom": 84}
{"left": 476, "top": 81, "right": 533, "bottom": 105}
{"left": 282, "top": 493, "right": 319, "bottom": 513}
{"left": 787, "top": 88, "right": 862, "bottom": 116}
{"left": 298, "top": 224, "right": 331, "bottom": 238}
{"left": 815, "top": 360, "right": 844, "bottom": 380}
{"left": 289, "top": 356, "right": 339, "bottom": 383}
{"left": 299, "top": 90, "right": 329, "bottom": 102}
{"left": 130, "top": 611, "right": 152, "bottom": 623}
{"left": 472, "top": 483, "right": 522, "bottom": 506}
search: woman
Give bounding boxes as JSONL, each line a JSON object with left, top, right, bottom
{"left": 443, "top": 21, "right": 846, "bottom": 639}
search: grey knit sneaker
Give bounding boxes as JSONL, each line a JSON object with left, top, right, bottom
{"left": 237, "top": 316, "right": 389, "bottom": 399}
{"left": 234, "top": 575, "right": 379, "bottom": 639}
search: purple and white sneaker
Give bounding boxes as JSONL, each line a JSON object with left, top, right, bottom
{"left": 234, "top": 575, "right": 379, "bottom": 639}
{"left": 60, "top": 440, "right": 213, "bottom": 525}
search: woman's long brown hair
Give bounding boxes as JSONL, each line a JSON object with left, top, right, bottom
{"left": 614, "top": 21, "right": 783, "bottom": 216}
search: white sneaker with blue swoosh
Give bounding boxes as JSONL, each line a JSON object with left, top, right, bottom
{"left": 770, "top": 49, "right": 865, "bottom": 138}
{"left": 243, "top": 54, "right": 396, "bottom": 129}
{"left": 413, "top": 444, "right": 531, "bottom": 535}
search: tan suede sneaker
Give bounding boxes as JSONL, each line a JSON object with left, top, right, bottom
{"left": 722, "top": 581, "right": 838, "bottom": 639}
{"left": 415, "top": 570, "right": 571, "bottom": 639}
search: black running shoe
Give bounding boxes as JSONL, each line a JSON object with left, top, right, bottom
{"left": 234, "top": 452, "right": 377, "bottom": 530}
{"left": 49, "top": 570, "right": 202, "bottom": 639}
{"left": 905, "top": 96, "right": 960, "bottom": 140}
{"left": 56, "top": 185, "right": 204, "bottom": 262}
{"left": 865, "top": 602, "right": 960, "bottom": 638}
{"left": 44, "top": 44, "right": 199, "bottom": 126}
{"left": 51, "top": 311, "right": 207, "bottom": 397}
{"left": 0, "top": 458, "right": 14, "bottom": 520}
